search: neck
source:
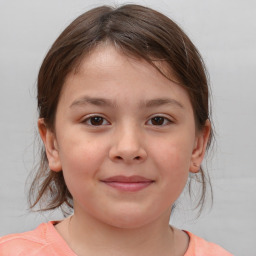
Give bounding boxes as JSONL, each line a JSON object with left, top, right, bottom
{"left": 57, "top": 209, "right": 180, "bottom": 256}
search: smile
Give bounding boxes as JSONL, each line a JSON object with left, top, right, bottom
{"left": 100, "top": 175, "right": 154, "bottom": 192}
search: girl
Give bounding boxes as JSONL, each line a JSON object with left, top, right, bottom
{"left": 0, "top": 4, "right": 232, "bottom": 256}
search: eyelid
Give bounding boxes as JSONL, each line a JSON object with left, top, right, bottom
{"left": 146, "top": 114, "right": 174, "bottom": 126}
{"left": 81, "top": 114, "right": 111, "bottom": 126}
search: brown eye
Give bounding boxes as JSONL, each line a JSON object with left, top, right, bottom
{"left": 147, "top": 116, "right": 171, "bottom": 126}
{"left": 151, "top": 117, "right": 164, "bottom": 125}
{"left": 84, "top": 116, "right": 109, "bottom": 126}
{"left": 90, "top": 116, "right": 103, "bottom": 125}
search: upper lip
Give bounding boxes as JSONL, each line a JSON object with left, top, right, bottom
{"left": 101, "top": 175, "right": 154, "bottom": 183}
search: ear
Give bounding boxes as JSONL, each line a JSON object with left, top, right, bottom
{"left": 38, "top": 118, "right": 62, "bottom": 172}
{"left": 190, "top": 120, "right": 211, "bottom": 173}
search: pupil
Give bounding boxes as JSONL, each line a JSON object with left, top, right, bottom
{"left": 152, "top": 117, "right": 164, "bottom": 125}
{"left": 91, "top": 116, "right": 103, "bottom": 125}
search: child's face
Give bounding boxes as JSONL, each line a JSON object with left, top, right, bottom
{"left": 40, "top": 45, "right": 209, "bottom": 228}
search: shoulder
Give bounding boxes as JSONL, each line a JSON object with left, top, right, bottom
{"left": 0, "top": 222, "right": 60, "bottom": 256}
{"left": 185, "top": 231, "right": 233, "bottom": 256}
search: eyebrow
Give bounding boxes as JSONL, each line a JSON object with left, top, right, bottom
{"left": 143, "top": 98, "right": 184, "bottom": 109}
{"left": 70, "top": 96, "right": 116, "bottom": 108}
{"left": 70, "top": 96, "right": 184, "bottom": 109}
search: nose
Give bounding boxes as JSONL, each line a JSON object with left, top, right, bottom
{"left": 109, "top": 125, "right": 147, "bottom": 164}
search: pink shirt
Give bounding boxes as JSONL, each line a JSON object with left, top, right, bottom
{"left": 0, "top": 221, "right": 233, "bottom": 255}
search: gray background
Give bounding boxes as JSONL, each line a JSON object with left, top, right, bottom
{"left": 0, "top": 0, "right": 255, "bottom": 255}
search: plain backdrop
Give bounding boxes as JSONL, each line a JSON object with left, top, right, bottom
{"left": 0, "top": 0, "right": 255, "bottom": 255}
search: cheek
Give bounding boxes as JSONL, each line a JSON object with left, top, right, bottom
{"left": 58, "top": 136, "right": 108, "bottom": 181}
{"left": 150, "top": 136, "right": 194, "bottom": 190}
{"left": 153, "top": 136, "right": 193, "bottom": 170}
{"left": 59, "top": 141, "right": 107, "bottom": 205}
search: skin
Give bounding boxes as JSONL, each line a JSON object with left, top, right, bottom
{"left": 39, "top": 45, "right": 210, "bottom": 256}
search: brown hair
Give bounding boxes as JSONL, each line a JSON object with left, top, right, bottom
{"left": 29, "top": 4, "right": 213, "bottom": 213}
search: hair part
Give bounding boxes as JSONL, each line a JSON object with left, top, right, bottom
{"left": 29, "top": 4, "right": 214, "bottom": 215}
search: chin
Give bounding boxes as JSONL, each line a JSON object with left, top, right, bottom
{"left": 100, "top": 208, "right": 162, "bottom": 230}
{"left": 108, "top": 217, "right": 150, "bottom": 229}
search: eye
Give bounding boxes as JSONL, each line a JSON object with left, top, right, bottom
{"left": 83, "top": 116, "right": 110, "bottom": 126}
{"left": 146, "top": 116, "right": 172, "bottom": 126}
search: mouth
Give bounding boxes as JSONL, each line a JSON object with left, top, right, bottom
{"left": 100, "top": 175, "right": 155, "bottom": 192}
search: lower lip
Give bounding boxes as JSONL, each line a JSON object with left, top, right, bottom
{"left": 102, "top": 181, "right": 153, "bottom": 192}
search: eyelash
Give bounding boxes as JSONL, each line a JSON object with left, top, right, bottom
{"left": 82, "top": 115, "right": 172, "bottom": 127}
{"left": 146, "top": 116, "right": 173, "bottom": 126}
{"left": 82, "top": 115, "right": 110, "bottom": 126}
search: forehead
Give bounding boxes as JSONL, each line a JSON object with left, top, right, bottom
{"left": 73, "top": 43, "right": 178, "bottom": 81}
{"left": 60, "top": 45, "right": 192, "bottom": 109}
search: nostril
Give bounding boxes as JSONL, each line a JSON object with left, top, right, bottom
{"left": 115, "top": 155, "right": 141, "bottom": 160}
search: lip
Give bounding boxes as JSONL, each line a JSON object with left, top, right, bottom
{"left": 100, "top": 175, "right": 154, "bottom": 192}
